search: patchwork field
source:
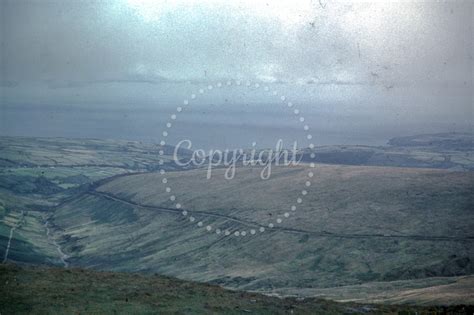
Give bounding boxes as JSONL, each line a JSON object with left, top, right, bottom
{"left": 0, "top": 136, "right": 186, "bottom": 268}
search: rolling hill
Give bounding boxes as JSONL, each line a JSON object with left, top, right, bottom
{"left": 46, "top": 164, "right": 474, "bottom": 301}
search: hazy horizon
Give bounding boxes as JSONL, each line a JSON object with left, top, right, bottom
{"left": 1, "top": 0, "right": 472, "bottom": 149}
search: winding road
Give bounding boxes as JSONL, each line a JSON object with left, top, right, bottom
{"left": 2, "top": 211, "right": 24, "bottom": 264}
{"left": 90, "top": 190, "right": 474, "bottom": 243}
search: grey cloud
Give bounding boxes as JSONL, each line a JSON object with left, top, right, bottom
{"left": 0, "top": 0, "right": 472, "bottom": 114}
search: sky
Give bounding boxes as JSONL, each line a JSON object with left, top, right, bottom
{"left": 0, "top": 0, "right": 472, "bottom": 146}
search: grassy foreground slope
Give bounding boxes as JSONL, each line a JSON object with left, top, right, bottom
{"left": 49, "top": 164, "right": 474, "bottom": 301}
{"left": 0, "top": 264, "right": 471, "bottom": 315}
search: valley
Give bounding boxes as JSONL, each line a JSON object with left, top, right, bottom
{"left": 0, "top": 133, "right": 473, "bottom": 312}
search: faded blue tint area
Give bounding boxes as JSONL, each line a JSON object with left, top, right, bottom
{"left": 0, "top": 0, "right": 472, "bottom": 147}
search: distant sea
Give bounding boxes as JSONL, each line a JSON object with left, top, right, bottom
{"left": 0, "top": 104, "right": 469, "bottom": 150}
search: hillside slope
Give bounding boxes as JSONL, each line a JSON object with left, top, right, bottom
{"left": 1, "top": 264, "right": 471, "bottom": 314}
{"left": 46, "top": 164, "right": 474, "bottom": 299}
